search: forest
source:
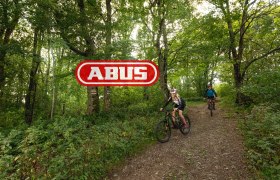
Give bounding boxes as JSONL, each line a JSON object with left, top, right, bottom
{"left": 0, "top": 0, "right": 279, "bottom": 179}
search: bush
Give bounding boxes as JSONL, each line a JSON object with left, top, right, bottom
{"left": 241, "top": 69, "right": 280, "bottom": 104}
{"left": 217, "top": 83, "right": 235, "bottom": 99}
{"left": 0, "top": 108, "right": 25, "bottom": 132}
{"left": 0, "top": 111, "right": 159, "bottom": 179}
{"left": 243, "top": 104, "right": 280, "bottom": 179}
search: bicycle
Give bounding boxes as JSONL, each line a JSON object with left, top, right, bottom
{"left": 154, "top": 109, "right": 191, "bottom": 143}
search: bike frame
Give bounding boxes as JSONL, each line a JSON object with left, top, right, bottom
{"left": 155, "top": 109, "right": 191, "bottom": 143}
{"left": 164, "top": 110, "right": 180, "bottom": 125}
{"left": 208, "top": 98, "right": 215, "bottom": 105}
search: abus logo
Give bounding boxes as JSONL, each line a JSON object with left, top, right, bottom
{"left": 75, "top": 60, "right": 159, "bottom": 86}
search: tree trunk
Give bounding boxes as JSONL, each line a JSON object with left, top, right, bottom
{"left": 221, "top": 0, "right": 254, "bottom": 105}
{"left": 158, "top": 55, "right": 169, "bottom": 101}
{"left": 143, "top": 87, "right": 149, "bottom": 100}
{"left": 103, "top": 0, "right": 112, "bottom": 111}
{"left": 54, "top": 0, "right": 100, "bottom": 115}
{"left": 0, "top": 51, "right": 6, "bottom": 102}
{"left": 50, "top": 48, "right": 56, "bottom": 120}
{"left": 0, "top": 0, "right": 22, "bottom": 103}
{"left": 156, "top": 0, "right": 169, "bottom": 101}
{"left": 79, "top": 0, "right": 100, "bottom": 115}
{"left": 16, "top": 67, "right": 24, "bottom": 107}
{"left": 162, "top": 30, "right": 170, "bottom": 100}
{"left": 62, "top": 103, "right": 65, "bottom": 115}
{"left": 233, "top": 62, "right": 252, "bottom": 105}
{"left": 104, "top": 86, "right": 110, "bottom": 111}
{"left": 44, "top": 39, "right": 51, "bottom": 95}
{"left": 25, "top": 28, "right": 40, "bottom": 125}
{"left": 87, "top": 86, "right": 99, "bottom": 115}
{"left": 234, "top": 67, "right": 243, "bottom": 105}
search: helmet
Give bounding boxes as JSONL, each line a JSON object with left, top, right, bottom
{"left": 170, "top": 88, "right": 177, "bottom": 94}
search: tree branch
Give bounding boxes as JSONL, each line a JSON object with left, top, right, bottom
{"left": 77, "top": 0, "right": 95, "bottom": 55}
{"left": 2, "top": 0, "right": 21, "bottom": 44}
{"left": 242, "top": 46, "right": 280, "bottom": 78}
{"left": 60, "top": 33, "right": 87, "bottom": 56}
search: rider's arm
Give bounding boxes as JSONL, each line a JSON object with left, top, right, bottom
{"left": 205, "top": 89, "right": 208, "bottom": 98}
{"left": 162, "top": 97, "right": 172, "bottom": 109}
{"left": 213, "top": 89, "right": 218, "bottom": 97}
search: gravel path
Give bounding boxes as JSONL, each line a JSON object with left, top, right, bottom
{"left": 107, "top": 103, "right": 252, "bottom": 180}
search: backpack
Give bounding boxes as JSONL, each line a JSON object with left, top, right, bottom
{"left": 180, "top": 98, "right": 186, "bottom": 107}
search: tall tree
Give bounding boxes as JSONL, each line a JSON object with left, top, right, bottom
{"left": 104, "top": 0, "right": 112, "bottom": 111}
{"left": 137, "top": 0, "right": 192, "bottom": 100}
{"left": 24, "top": 0, "right": 52, "bottom": 124}
{"left": 155, "top": 0, "right": 170, "bottom": 100}
{"left": 0, "top": 0, "right": 23, "bottom": 101}
{"left": 54, "top": 0, "right": 102, "bottom": 114}
{"left": 211, "top": 0, "right": 280, "bottom": 104}
{"left": 24, "top": 27, "right": 41, "bottom": 124}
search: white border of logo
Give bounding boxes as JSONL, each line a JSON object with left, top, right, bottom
{"left": 77, "top": 62, "right": 158, "bottom": 85}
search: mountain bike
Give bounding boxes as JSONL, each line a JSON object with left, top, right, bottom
{"left": 154, "top": 109, "right": 191, "bottom": 143}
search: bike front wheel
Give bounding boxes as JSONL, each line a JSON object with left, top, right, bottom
{"left": 210, "top": 102, "right": 214, "bottom": 116}
{"left": 179, "top": 115, "right": 191, "bottom": 135}
{"left": 155, "top": 120, "right": 171, "bottom": 143}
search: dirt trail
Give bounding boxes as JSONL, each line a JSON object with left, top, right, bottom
{"left": 107, "top": 104, "right": 252, "bottom": 180}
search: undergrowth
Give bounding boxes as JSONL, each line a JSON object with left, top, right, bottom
{"left": 242, "top": 104, "right": 280, "bottom": 179}
{"left": 0, "top": 105, "right": 160, "bottom": 179}
{"left": 221, "top": 101, "right": 280, "bottom": 179}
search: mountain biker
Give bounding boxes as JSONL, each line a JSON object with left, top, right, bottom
{"left": 205, "top": 84, "right": 217, "bottom": 110}
{"left": 160, "top": 88, "right": 188, "bottom": 129}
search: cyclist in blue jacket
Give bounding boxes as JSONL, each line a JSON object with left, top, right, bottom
{"left": 205, "top": 84, "right": 217, "bottom": 110}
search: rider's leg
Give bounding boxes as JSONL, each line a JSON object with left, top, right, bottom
{"left": 207, "top": 98, "right": 210, "bottom": 109}
{"left": 172, "top": 110, "right": 176, "bottom": 127}
{"left": 178, "top": 110, "right": 188, "bottom": 127}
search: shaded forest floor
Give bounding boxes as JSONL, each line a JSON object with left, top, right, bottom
{"left": 107, "top": 103, "right": 252, "bottom": 180}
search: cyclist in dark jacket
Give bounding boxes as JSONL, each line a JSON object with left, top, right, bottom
{"left": 205, "top": 84, "right": 217, "bottom": 110}
{"left": 160, "top": 88, "right": 188, "bottom": 128}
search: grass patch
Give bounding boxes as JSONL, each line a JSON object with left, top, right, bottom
{"left": 186, "top": 100, "right": 205, "bottom": 107}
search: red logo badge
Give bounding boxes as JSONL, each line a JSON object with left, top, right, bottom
{"left": 75, "top": 60, "right": 159, "bottom": 86}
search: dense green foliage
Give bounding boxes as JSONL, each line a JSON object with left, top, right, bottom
{"left": 243, "top": 105, "right": 280, "bottom": 179}
{"left": 242, "top": 67, "right": 280, "bottom": 104}
{"left": 0, "top": 101, "right": 159, "bottom": 179}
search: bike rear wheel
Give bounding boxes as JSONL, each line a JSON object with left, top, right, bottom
{"left": 155, "top": 120, "right": 171, "bottom": 143}
{"left": 179, "top": 115, "right": 191, "bottom": 135}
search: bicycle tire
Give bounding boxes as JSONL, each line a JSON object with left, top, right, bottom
{"left": 210, "top": 102, "right": 214, "bottom": 116}
{"left": 179, "top": 115, "right": 191, "bottom": 135}
{"left": 155, "top": 120, "right": 171, "bottom": 143}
